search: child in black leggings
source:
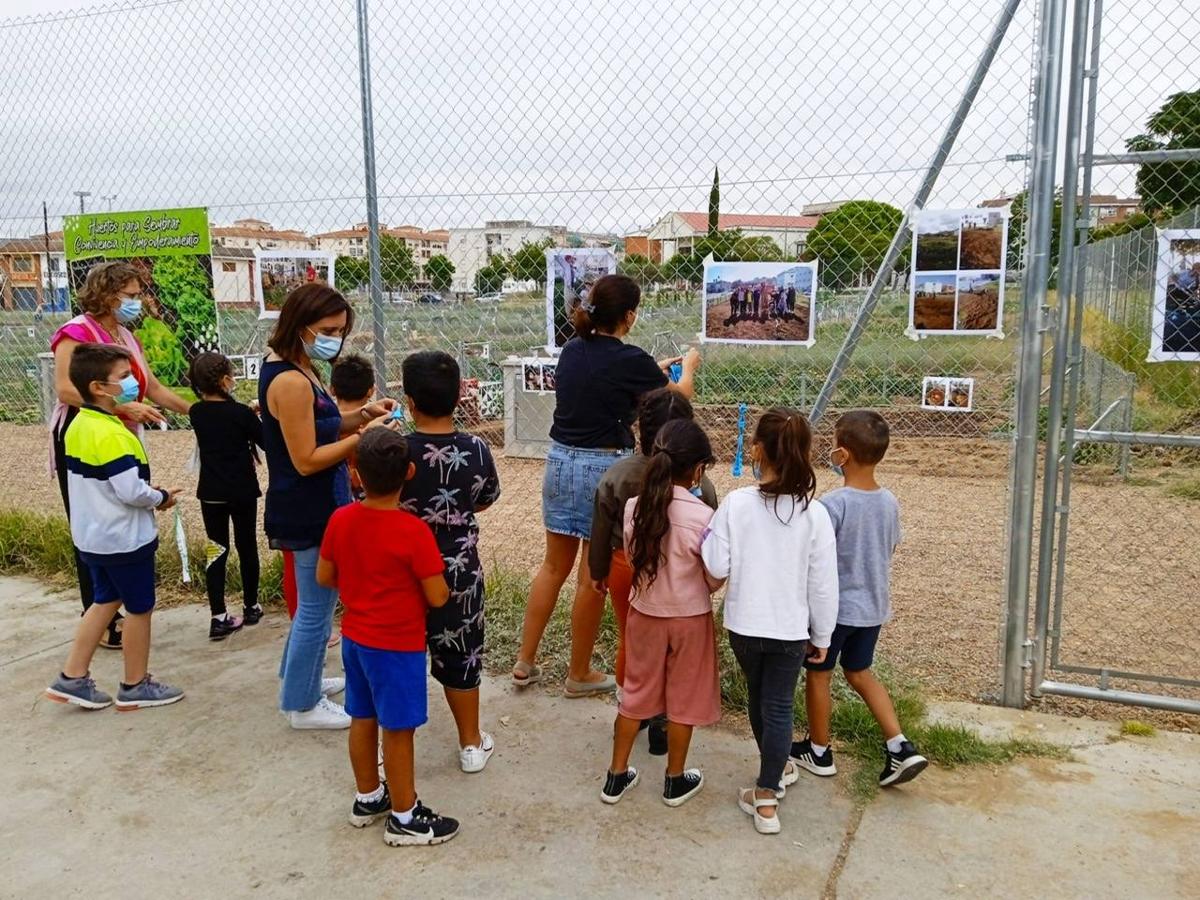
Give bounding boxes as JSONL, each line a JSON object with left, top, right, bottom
{"left": 188, "top": 352, "right": 264, "bottom": 640}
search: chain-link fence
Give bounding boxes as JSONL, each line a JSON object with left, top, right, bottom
{"left": 5, "top": 1, "right": 1194, "bottom": 713}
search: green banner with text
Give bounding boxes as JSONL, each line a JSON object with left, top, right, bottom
{"left": 63, "top": 207, "right": 218, "bottom": 388}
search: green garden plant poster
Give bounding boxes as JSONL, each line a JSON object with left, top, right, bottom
{"left": 63, "top": 207, "right": 219, "bottom": 387}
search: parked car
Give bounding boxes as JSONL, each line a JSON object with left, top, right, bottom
{"left": 476, "top": 292, "right": 502, "bottom": 304}
{"left": 416, "top": 292, "right": 442, "bottom": 304}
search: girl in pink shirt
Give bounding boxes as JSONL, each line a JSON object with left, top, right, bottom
{"left": 599, "top": 419, "right": 720, "bottom": 808}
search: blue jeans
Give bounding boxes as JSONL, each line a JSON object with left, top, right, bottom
{"left": 541, "top": 441, "right": 631, "bottom": 539}
{"left": 279, "top": 546, "right": 338, "bottom": 712}
{"left": 728, "top": 631, "right": 808, "bottom": 790}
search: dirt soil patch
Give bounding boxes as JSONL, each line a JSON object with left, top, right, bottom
{"left": 704, "top": 302, "right": 811, "bottom": 342}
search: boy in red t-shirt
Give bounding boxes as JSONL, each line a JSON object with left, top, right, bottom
{"left": 317, "top": 428, "right": 457, "bottom": 847}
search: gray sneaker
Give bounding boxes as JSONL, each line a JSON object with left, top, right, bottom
{"left": 115, "top": 675, "right": 184, "bottom": 710}
{"left": 46, "top": 673, "right": 113, "bottom": 710}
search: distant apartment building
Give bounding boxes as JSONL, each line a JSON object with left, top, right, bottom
{"left": 448, "top": 220, "right": 567, "bottom": 287}
{"left": 211, "top": 218, "right": 312, "bottom": 251}
{"left": 314, "top": 223, "right": 448, "bottom": 277}
{"left": 646, "top": 211, "right": 820, "bottom": 261}
{"left": 0, "top": 234, "right": 68, "bottom": 310}
{"left": 981, "top": 194, "right": 1140, "bottom": 228}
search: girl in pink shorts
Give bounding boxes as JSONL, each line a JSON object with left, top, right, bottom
{"left": 599, "top": 419, "right": 721, "bottom": 808}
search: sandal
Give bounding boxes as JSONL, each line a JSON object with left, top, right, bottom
{"left": 776, "top": 760, "right": 800, "bottom": 798}
{"left": 511, "top": 660, "right": 542, "bottom": 687}
{"left": 738, "top": 788, "right": 781, "bottom": 835}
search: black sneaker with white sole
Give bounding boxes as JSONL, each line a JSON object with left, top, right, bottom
{"left": 662, "top": 768, "right": 703, "bottom": 807}
{"left": 383, "top": 802, "right": 459, "bottom": 846}
{"left": 879, "top": 741, "right": 928, "bottom": 787}
{"left": 349, "top": 784, "right": 392, "bottom": 827}
{"left": 600, "top": 767, "right": 640, "bottom": 804}
{"left": 790, "top": 738, "right": 837, "bottom": 777}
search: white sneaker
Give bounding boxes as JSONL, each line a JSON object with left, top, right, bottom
{"left": 321, "top": 677, "right": 345, "bottom": 697}
{"left": 288, "top": 696, "right": 351, "bottom": 730}
{"left": 459, "top": 731, "right": 495, "bottom": 773}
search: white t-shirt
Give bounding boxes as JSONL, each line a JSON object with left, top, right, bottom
{"left": 700, "top": 486, "right": 840, "bottom": 647}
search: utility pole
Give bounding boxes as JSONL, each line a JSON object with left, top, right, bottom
{"left": 73, "top": 191, "right": 90, "bottom": 214}
{"left": 101, "top": 194, "right": 117, "bottom": 211}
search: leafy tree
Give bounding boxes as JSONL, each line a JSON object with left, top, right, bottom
{"left": 804, "top": 200, "right": 903, "bottom": 289}
{"left": 1090, "top": 211, "right": 1153, "bottom": 242}
{"left": 509, "top": 239, "right": 553, "bottom": 282}
{"left": 731, "top": 235, "right": 783, "bottom": 261}
{"left": 620, "top": 253, "right": 660, "bottom": 285}
{"left": 660, "top": 229, "right": 783, "bottom": 285}
{"left": 1127, "top": 89, "right": 1200, "bottom": 216}
{"left": 425, "top": 254, "right": 455, "bottom": 291}
{"left": 475, "top": 264, "right": 504, "bottom": 294}
{"left": 336, "top": 254, "right": 370, "bottom": 291}
{"left": 379, "top": 234, "right": 416, "bottom": 289}
{"left": 708, "top": 165, "right": 720, "bottom": 236}
{"left": 1007, "top": 189, "right": 1063, "bottom": 274}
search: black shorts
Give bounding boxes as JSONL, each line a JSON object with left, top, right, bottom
{"left": 805, "top": 623, "right": 882, "bottom": 672}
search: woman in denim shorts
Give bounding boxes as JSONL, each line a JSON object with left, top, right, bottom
{"left": 512, "top": 274, "right": 700, "bottom": 697}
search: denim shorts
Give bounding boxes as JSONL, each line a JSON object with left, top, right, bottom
{"left": 341, "top": 637, "right": 428, "bottom": 731}
{"left": 541, "top": 441, "right": 631, "bottom": 540}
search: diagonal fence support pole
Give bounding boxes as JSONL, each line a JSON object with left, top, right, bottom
{"left": 808, "top": 0, "right": 1024, "bottom": 427}
{"left": 1001, "top": 0, "right": 1071, "bottom": 708}
{"left": 356, "top": 0, "right": 387, "bottom": 393}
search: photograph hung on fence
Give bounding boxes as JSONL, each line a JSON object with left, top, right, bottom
{"left": 255, "top": 250, "right": 334, "bottom": 319}
{"left": 546, "top": 247, "right": 617, "bottom": 351}
{"left": 702, "top": 259, "right": 818, "bottom": 346}
{"left": 908, "top": 207, "right": 1008, "bottom": 338}
{"left": 1148, "top": 230, "right": 1200, "bottom": 362}
{"left": 522, "top": 359, "right": 557, "bottom": 394}
{"left": 921, "top": 375, "right": 974, "bottom": 412}
{"left": 63, "top": 207, "right": 219, "bottom": 389}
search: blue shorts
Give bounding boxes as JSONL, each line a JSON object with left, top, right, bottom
{"left": 84, "top": 554, "right": 157, "bottom": 615}
{"left": 341, "top": 637, "right": 427, "bottom": 731}
{"left": 542, "top": 442, "right": 630, "bottom": 539}
{"left": 805, "top": 623, "right": 882, "bottom": 672}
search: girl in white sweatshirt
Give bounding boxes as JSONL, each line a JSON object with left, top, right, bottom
{"left": 700, "top": 407, "right": 839, "bottom": 835}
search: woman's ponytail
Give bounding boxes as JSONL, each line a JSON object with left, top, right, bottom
{"left": 628, "top": 419, "right": 715, "bottom": 589}
{"left": 571, "top": 274, "right": 640, "bottom": 340}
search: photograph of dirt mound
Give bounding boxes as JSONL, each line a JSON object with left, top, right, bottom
{"left": 959, "top": 223, "right": 1004, "bottom": 269}
{"left": 956, "top": 272, "right": 1001, "bottom": 331}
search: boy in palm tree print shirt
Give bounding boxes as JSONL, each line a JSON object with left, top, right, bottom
{"left": 399, "top": 351, "right": 502, "bottom": 774}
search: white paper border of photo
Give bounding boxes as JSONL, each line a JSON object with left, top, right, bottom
{"left": 919, "top": 375, "right": 949, "bottom": 411}
{"left": 253, "top": 249, "right": 336, "bottom": 320}
{"left": 520, "top": 357, "right": 555, "bottom": 394}
{"left": 906, "top": 207, "right": 1008, "bottom": 340}
{"left": 1147, "top": 228, "right": 1200, "bottom": 363}
{"left": 946, "top": 376, "right": 975, "bottom": 412}
{"left": 544, "top": 247, "right": 618, "bottom": 354}
{"left": 699, "top": 259, "right": 818, "bottom": 347}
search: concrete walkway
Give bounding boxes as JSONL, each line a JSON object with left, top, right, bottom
{"left": 1, "top": 577, "right": 1197, "bottom": 899}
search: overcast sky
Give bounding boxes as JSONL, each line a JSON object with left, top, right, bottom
{"left": 0, "top": 0, "right": 1188, "bottom": 238}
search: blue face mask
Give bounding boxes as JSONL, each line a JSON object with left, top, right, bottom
{"left": 107, "top": 374, "right": 140, "bottom": 405}
{"left": 830, "top": 449, "right": 845, "bottom": 478}
{"left": 304, "top": 329, "right": 343, "bottom": 361}
{"left": 688, "top": 484, "right": 703, "bottom": 498}
{"left": 116, "top": 297, "right": 143, "bottom": 324}
{"left": 752, "top": 461, "right": 762, "bottom": 480}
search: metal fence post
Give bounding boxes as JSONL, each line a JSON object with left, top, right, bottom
{"left": 355, "top": 0, "right": 387, "bottom": 393}
{"left": 807, "top": 0, "right": 1023, "bottom": 427}
{"left": 1001, "top": 0, "right": 1070, "bottom": 709}
{"left": 1029, "top": 0, "right": 1091, "bottom": 696}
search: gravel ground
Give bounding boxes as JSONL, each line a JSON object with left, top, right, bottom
{"left": 5, "top": 423, "right": 1196, "bottom": 728}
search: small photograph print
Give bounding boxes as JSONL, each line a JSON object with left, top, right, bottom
{"left": 546, "top": 248, "right": 617, "bottom": 351}
{"left": 912, "top": 273, "right": 956, "bottom": 330}
{"left": 921, "top": 375, "right": 974, "bottom": 412}
{"left": 521, "top": 359, "right": 556, "bottom": 394}
{"left": 914, "top": 209, "right": 962, "bottom": 271}
{"left": 955, "top": 271, "right": 1002, "bottom": 331}
{"left": 958, "top": 210, "right": 1006, "bottom": 269}
{"left": 702, "top": 260, "right": 817, "bottom": 346}
{"left": 1149, "top": 230, "right": 1200, "bottom": 362}
{"left": 255, "top": 251, "right": 334, "bottom": 319}
{"left": 948, "top": 378, "right": 974, "bottom": 410}
{"left": 921, "top": 377, "right": 948, "bottom": 410}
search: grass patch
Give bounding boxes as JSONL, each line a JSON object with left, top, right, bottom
{"left": 484, "top": 566, "right": 1067, "bottom": 802}
{"left": 1164, "top": 478, "right": 1200, "bottom": 501}
{"left": 1120, "top": 720, "right": 1157, "bottom": 737}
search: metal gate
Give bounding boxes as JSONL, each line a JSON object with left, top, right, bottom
{"left": 1017, "top": 0, "right": 1200, "bottom": 714}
